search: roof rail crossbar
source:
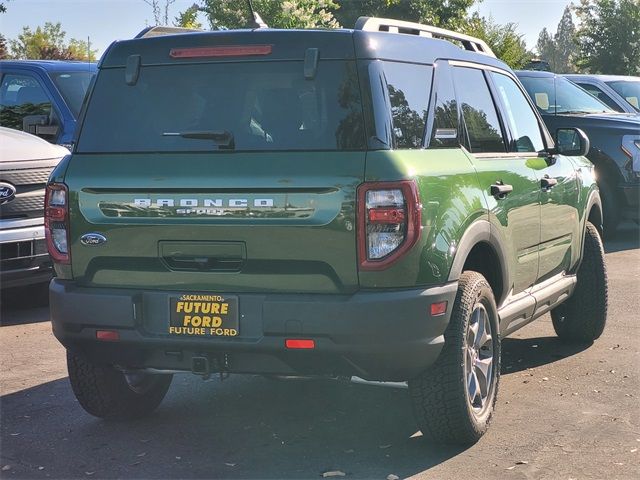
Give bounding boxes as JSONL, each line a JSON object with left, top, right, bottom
{"left": 135, "top": 26, "right": 203, "bottom": 39}
{"left": 354, "top": 17, "right": 496, "bottom": 58}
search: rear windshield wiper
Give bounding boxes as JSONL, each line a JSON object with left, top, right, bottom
{"left": 162, "top": 130, "right": 234, "bottom": 149}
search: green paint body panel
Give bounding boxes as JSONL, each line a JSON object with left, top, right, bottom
{"left": 59, "top": 148, "right": 598, "bottom": 302}
{"left": 62, "top": 152, "right": 365, "bottom": 294}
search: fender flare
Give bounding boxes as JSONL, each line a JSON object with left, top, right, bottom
{"left": 447, "top": 219, "right": 510, "bottom": 306}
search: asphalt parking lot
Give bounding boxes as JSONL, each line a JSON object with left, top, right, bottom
{"left": 1, "top": 224, "right": 638, "bottom": 480}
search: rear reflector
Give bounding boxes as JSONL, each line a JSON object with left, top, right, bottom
{"left": 430, "top": 301, "right": 448, "bottom": 317}
{"left": 96, "top": 330, "right": 120, "bottom": 341}
{"left": 285, "top": 339, "right": 315, "bottom": 349}
{"left": 170, "top": 45, "right": 272, "bottom": 58}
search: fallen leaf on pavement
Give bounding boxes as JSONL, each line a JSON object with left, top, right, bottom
{"left": 2, "top": 465, "right": 11, "bottom": 471}
{"left": 387, "top": 475, "right": 400, "bottom": 480}
{"left": 323, "top": 470, "right": 346, "bottom": 477}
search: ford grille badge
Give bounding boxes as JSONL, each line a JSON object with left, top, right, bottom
{"left": 80, "top": 233, "right": 107, "bottom": 246}
{"left": 0, "top": 182, "right": 17, "bottom": 205}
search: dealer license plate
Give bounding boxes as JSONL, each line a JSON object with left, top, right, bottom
{"left": 169, "top": 294, "right": 239, "bottom": 337}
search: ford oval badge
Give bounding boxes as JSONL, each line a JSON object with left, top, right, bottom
{"left": 80, "top": 233, "right": 107, "bottom": 246}
{"left": 0, "top": 182, "right": 17, "bottom": 205}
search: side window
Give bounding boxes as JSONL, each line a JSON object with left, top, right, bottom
{"left": 0, "top": 73, "right": 57, "bottom": 139}
{"left": 490, "top": 72, "right": 545, "bottom": 153}
{"left": 429, "top": 63, "right": 459, "bottom": 149}
{"left": 382, "top": 62, "right": 432, "bottom": 149}
{"left": 452, "top": 67, "right": 506, "bottom": 154}
{"left": 576, "top": 83, "right": 623, "bottom": 112}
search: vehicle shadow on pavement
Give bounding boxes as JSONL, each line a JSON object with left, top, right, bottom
{"left": 501, "top": 335, "right": 590, "bottom": 375}
{"left": 1, "top": 375, "right": 468, "bottom": 479}
{"left": 604, "top": 222, "right": 639, "bottom": 254}
{"left": 0, "top": 284, "right": 49, "bottom": 326}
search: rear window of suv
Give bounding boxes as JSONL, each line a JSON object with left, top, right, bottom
{"left": 77, "top": 61, "right": 366, "bottom": 153}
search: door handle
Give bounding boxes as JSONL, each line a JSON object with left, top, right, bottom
{"left": 541, "top": 176, "right": 558, "bottom": 190}
{"left": 490, "top": 182, "right": 513, "bottom": 199}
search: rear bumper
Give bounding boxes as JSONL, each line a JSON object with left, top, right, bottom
{"left": 50, "top": 280, "right": 458, "bottom": 381}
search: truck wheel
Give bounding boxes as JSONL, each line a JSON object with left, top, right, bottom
{"left": 67, "top": 351, "right": 172, "bottom": 420}
{"left": 408, "top": 271, "right": 500, "bottom": 444}
{"left": 552, "top": 222, "right": 608, "bottom": 343}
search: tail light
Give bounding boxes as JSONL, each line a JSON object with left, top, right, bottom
{"left": 45, "top": 183, "right": 70, "bottom": 264}
{"left": 357, "top": 180, "right": 421, "bottom": 270}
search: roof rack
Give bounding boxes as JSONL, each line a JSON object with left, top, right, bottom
{"left": 355, "top": 17, "right": 495, "bottom": 58}
{"left": 135, "top": 26, "right": 203, "bottom": 39}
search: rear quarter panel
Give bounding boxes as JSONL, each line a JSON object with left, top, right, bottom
{"left": 359, "top": 149, "right": 487, "bottom": 288}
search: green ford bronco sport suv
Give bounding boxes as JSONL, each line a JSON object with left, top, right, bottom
{"left": 47, "top": 17, "right": 608, "bottom": 444}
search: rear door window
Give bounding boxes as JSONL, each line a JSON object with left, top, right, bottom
{"left": 576, "top": 83, "right": 623, "bottom": 111}
{"left": 77, "top": 61, "right": 365, "bottom": 153}
{"left": 452, "top": 67, "right": 506, "bottom": 154}
{"left": 382, "top": 62, "right": 432, "bottom": 149}
{"left": 490, "top": 72, "right": 545, "bottom": 153}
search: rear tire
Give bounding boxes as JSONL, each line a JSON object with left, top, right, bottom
{"left": 67, "top": 351, "right": 172, "bottom": 420}
{"left": 408, "top": 271, "right": 500, "bottom": 445}
{"left": 551, "top": 222, "right": 608, "bottom": 343}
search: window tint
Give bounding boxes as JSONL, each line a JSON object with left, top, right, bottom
{"left": 383, "top": 62, "right": 432, "bottom": 149}
{"left": 78, "top": 60, "right": 365, "bottom": 153}
{"left": 606, "top": 80, "right": 640, "bottom": 111}
{"left": 51, "top": 72, "right": 94, "bottom": 117}
{"left": 0, "top": 74, "right": 54, "bottom": 135}
{"left": 518, "top": 75, "right": 613, "bottom": 115}
{"left": 577, "top": 83, "right": 623, "bottom": 111}
{"left": 453, "top": 67, "right": 506, "bottom": 154}
{"left": 429, "top": 64, "right": 459, "bottom": 149}
{"left": 490, "top": 72, "right": 545, "bottom": 153}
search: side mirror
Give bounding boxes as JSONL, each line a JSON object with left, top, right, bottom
{"left": 555, "top": 127, "right": 590, "bottom": 157}
{"left": 22, "top": 114, "right": 59, "bottom": 139}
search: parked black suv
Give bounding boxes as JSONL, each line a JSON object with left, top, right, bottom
{"left": 517, "top": 70, "right": 640, "bottom": 235}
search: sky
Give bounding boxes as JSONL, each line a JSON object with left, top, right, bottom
{"left": 1, "top": 0, "right": 572, "bottom": 57}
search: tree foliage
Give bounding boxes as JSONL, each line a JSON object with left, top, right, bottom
{"left": 574, "top": 0, "right": 640, "bottom": 75}
{"left": 463, "top": 13, "right": 531, "bottom": 69}
{"left": 0, "top": 34, "right": 8, "bottom": 59}
{"left": 174, "top": 2, "right": 202, "bottom": 29}
{"left": 192, "top": 0, "right": 339, "bottom": 30}
{"left": 333, "top": 0, "right": 477, "bottom": 30}
{"left": 8, "top": 22, "right": 97, "bottom": 61}
{"left": 535, "top": 7, "right": 577, "bottom": 73}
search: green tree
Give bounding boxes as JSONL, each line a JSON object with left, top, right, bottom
{"left": 333, "top": 0, "right": 478, "bottom": 30}
{"left": 535, "top": 7, "right": 577, "bottom": 73}
{"left": 536, "top": 27, "right": 556, "bottom": 69}
{"left": 9, "top": 22, "right": 97, "bottom": 61}
{"left": 174, "top": 2, "right": 202, "bottom": 29}
{"left": 554, "top": 6, "right": 577, "bottom": 73}
{"left": 574, "top": 0, "right": 640, "bottom": 75}
{"left": 463, "top": 13, "right": 531, "bottom": 69}
{"left": 190, "top": 0, "right": 339, "bottom": 30}
{"left": 0, "top": 34, "right": 8, "bottom": 59}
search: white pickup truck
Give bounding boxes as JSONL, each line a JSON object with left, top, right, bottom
{"left": 0, "top": 127, "right": 68, "bottom": 288}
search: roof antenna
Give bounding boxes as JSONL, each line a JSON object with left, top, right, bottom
{"left": 247, "top": 0, "right": 268, "bottom": 29}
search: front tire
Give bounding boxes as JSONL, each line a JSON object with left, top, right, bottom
{"left": 408, "top": 271, "right": 500, "bottom": 445}
{"left": 551, "top": 222, "right": 608, "bottom": 343}
{"left": 67, "top": 351, "right": 172, "bottom": 420}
